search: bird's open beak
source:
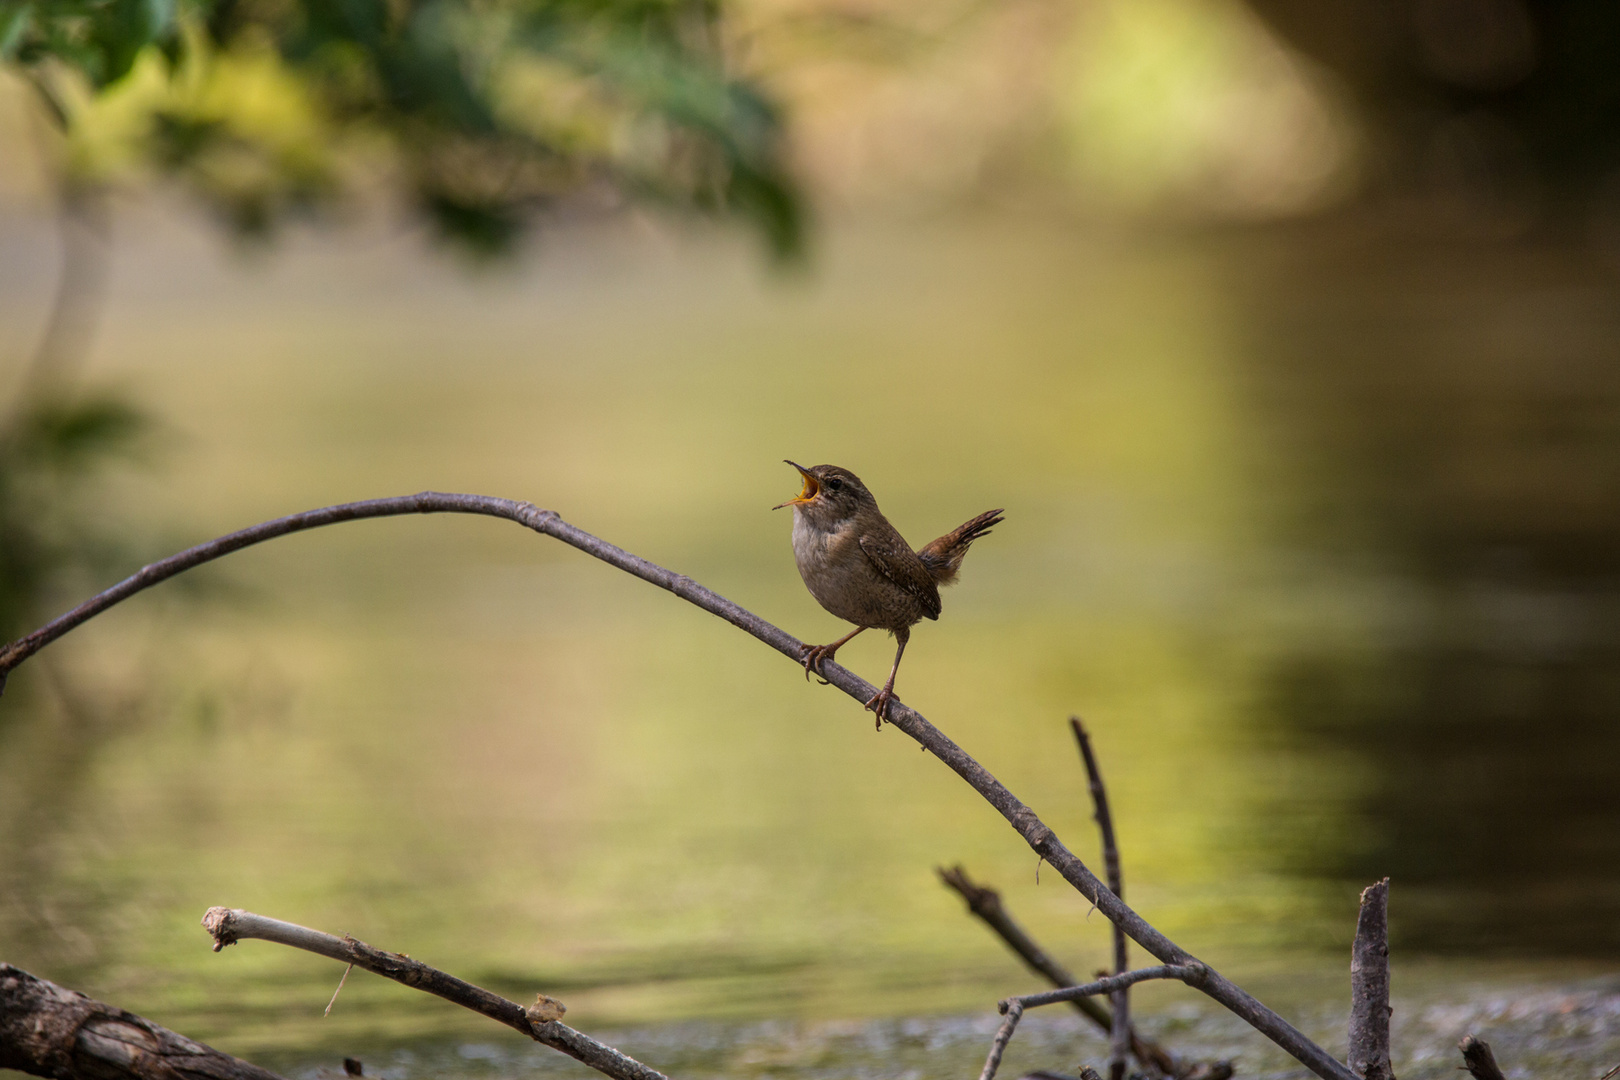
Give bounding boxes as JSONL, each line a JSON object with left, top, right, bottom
{"left": 772, "top": 460, "right": 819, "bottom": 509}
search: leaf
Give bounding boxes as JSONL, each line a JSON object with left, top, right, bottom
{"left": 0, "top": 3, "right": 32, "bottom": 60}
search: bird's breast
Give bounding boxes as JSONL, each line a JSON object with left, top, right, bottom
{"left": 791, "top": 511, "right": 920, "bottom": 629}
{"left": 791, "top": 511, "right": 850, "bottom": 583}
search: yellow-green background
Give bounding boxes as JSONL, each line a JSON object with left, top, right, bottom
{"left": 0, "top": 210, "right": 1370, "bottom": 1047}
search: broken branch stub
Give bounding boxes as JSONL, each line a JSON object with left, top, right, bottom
{"left": 1457, "top": 1036, "right": 1507, "bottom": 1080}
{"left": 1348, "top": 879, "right": 1393, "bottom": 1080}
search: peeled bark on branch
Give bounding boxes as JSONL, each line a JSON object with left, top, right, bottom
{"left": 0, "top": 964, "right": 286, "bottom": 1080}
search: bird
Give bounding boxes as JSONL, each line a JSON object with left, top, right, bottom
{"left": 773, "top": 461, "right": 1003, "bottom": 728}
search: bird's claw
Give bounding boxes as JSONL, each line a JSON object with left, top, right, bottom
{"left": 798, "top": 643, "right": 834, "bottom": 685}
{"left": 864, "top": 688, "right": 894, "bottom": 730}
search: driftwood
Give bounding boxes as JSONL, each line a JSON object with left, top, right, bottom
{"left": 1348, "top": 880, "right": 1392, "bottom": 1080}
{"left": 200, "top": 908, "right": 657, "bottom": 1080}
{"left": 0, "top": 964, "right": 287, "bottom": 1080}
{"left": 1070, "top": 718, "right": 1130, "bottom": 1080}
{"left": 0, "top": 492, "right": 1364, "bottom": 1080}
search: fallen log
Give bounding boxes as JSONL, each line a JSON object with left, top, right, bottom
{"left": 0, "top": 964, "right": 287, "bottom": 1080}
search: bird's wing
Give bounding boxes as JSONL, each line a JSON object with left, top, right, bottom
{"left": 859, "top": 531, "right": 943, "bottom": 620}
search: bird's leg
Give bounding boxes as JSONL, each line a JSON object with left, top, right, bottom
{"left": 864, "top": 627, "right": 909, "bottom": 730}
{"left": 800, "top": 625, "right": 867, "bottom": 684}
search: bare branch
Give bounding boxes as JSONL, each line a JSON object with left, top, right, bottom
{"left": 1457, "top": 1036, "right": 1507, "bottom": 1080}
{"left": 1349, "top": 880, "right": 1393, "bottom": 1080}
{"left": 201, "top": 907, "right": 663, "bottom": 1080}
{"left": 0, "top": 494, "right": 1359, "bottom": 1080}
{"left": 0, "top": 963, "right": 287, "bottom": 1080}
{"left": 979, "top": 1001, "right": 1024, "bottom": 1080}
{"left": 1070, "top": 718, "right": 1129, "bottom": 1080}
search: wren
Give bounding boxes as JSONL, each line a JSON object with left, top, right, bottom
{"left": 774, "top": 461, "right": 1003, "bottom": 728}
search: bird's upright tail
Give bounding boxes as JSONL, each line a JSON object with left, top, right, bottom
{"left": 918, "top": 508, "right": 1004, "bottom": 586}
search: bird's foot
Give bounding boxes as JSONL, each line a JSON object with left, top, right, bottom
{"left": 798, "top": 642, "right": 837, "bottom": 685}
{"left": 864, "top": 687, "right": 894, "bottom": 730}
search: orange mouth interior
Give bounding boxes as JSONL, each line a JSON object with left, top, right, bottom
{"left": 773, "top": 465, "right": 819, "bottom": 509}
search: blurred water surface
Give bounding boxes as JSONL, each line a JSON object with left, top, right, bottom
{"left": 1, "top": 210, "right": 1618, "bottom": 1069}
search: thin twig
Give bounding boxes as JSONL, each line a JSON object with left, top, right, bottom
{"left": 1457, "top": 1036, "right": 1506, "bottom": 1080}
{"left": 1348, "top": 879, "right": 1393, "bottom": 1080}
{"left": 0, "top": 494, "right": 1359, "bottom": 1080}
{"left": 937, "top": 866, "right": 1182, "bottom": 1077}
{"left": 979, "top": 1001, "right": 1024, "bottom": 1080}
{"left": 201, "top": 907, "right": 664, "bottom": 1080}
{"left": 1071, "top": 718, "right": 1129, "bottom": 1080}
{"left": 1005, "top": 965, "right": 1204, "bottom": 1012}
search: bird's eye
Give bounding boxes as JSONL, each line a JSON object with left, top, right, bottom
{"left": 826, "top": 477, "right": 843, "bottom": 492}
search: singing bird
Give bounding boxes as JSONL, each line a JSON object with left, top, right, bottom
{"left": 774, "top": 461, "right": 1003, "bottom": 727}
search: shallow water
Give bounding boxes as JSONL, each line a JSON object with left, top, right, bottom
{"left": 253, "top": 971, "right": 1620, "bottom": 1080}
{"left": 1, "top": 209, "right": 1618, "bottom": 1073}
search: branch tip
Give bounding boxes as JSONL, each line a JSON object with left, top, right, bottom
{"left": 1458, "top": 1035, "right": 1507, "bottom": 1080}
{"left": 202, "top": 906, "right": 238, "bottom": 950}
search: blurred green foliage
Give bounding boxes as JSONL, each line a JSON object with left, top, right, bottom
{"left": 1, "top": 0, "right": 802, "bottom": 255}
{"left": 0, "top": 0, "right": 803, "bottom": 659}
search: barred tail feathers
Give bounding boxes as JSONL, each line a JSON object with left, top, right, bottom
{"left": 917, "top": 508, "right": 1004, "bottom": 586}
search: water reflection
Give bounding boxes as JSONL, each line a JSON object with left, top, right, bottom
{"left": 1239, "top": 232, "right": 1620, "bottom": 955}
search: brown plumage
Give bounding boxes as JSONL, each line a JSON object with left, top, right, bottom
{"left": 773, "top": 461, "right": 1004, "bottom": 727}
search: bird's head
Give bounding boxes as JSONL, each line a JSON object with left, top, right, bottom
{"left": 773, "top": 461, "right": 872, "bottom": 525}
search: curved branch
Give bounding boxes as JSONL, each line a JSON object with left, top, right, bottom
{"left": 0, "top": 493, "right": 1358, "bottom": 1080}
{"left": 0, "top": 495, "right": 549, "bottom": 682}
